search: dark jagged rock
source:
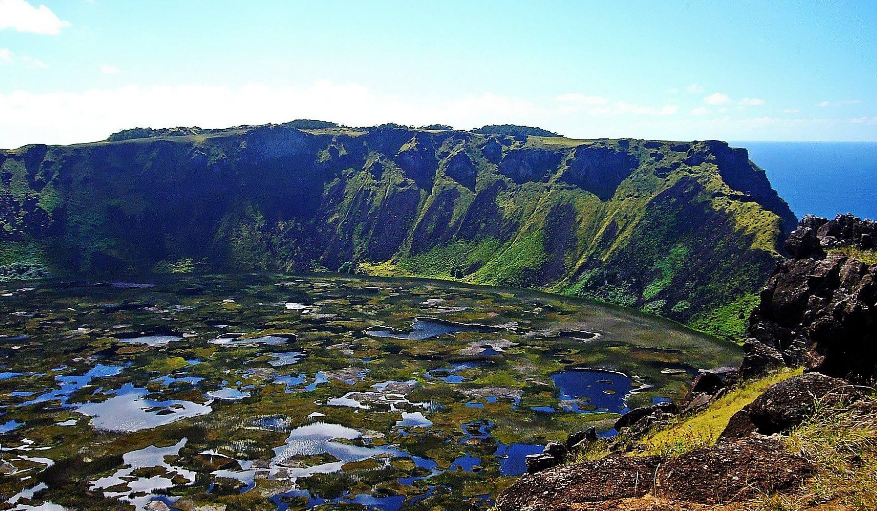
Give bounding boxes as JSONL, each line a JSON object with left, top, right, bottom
{"left": 543, "top": 442, "right": 568, "bottom": 458}
{"left": 525, "top": 442, "right": 568, "bottom": 474}
{"left": 721, "top": 372, "right": 863, "bottom": 439}
{"left": 497, "top": 437, "right": 812, "bottom": 510}
{"left": 739, "top": 337, "right": 785, "bottom": 377}
{"left": 565, "top": 427, "right": 597, "bottom": 451}
{"left": 524, "top": 453, "right": 559, "bottom": 474}
{"left": 688, "top": 371, "right": 724, "bottom": 396}
{"left": 679, "top": 369, "right": 741, "bottom": 415}
{"left": 614, "top": 401, "right": 678, "bottom": 433}
{"left": 741, "top": 214, "right": 877, "bottom": 382}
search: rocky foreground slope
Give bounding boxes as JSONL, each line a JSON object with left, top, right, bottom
{"left": 498, "top": 215, "right": 877, "bottom": 510}
{"left": 0, "top": 122, "right": 795, "bottom": 335}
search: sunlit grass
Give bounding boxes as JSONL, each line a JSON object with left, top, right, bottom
{"left": 639, "top": 367, "right": 802, "bottom": 457}
{"left": 829, "top": 246, "right": 877, "bottom": 265}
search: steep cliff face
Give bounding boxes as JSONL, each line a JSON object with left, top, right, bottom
{"left": 0, "top": 124, "right": 796, "bottom": 335}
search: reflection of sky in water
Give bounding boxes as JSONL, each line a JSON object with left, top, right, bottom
{"left": 152, "top": 375, "right": 203, "bottom": 387}
{"left": 450, "top": 454, "right": 480, "bottom": 472}
{"left": 366, "top": 319, "right": 469, "bottom": 340}
{"left": 91, "top": 438, "right": 193, "bottom": 511}
{"left": 425, "top": 362, "right": 482, "bottom": 384}
{"left": 268, "top": 351, "right": 304, "bottom": 367}
{"left": 272, "top": 422, "right": 399, "bottom": 470}
{"left": 207, "top": 387, "right": 250, "bottom": 400}
{"left": 211, "top": 335, "right": 289, "bottom": 347}
{"left": 273, "top": 373, "right": 306, "bottom": 392}
{"left": 18, "top": 364, "right": 124, "bottom": 407}
{"left": 552, "top": 370, "right": 634, "bottom": 413}
{"left": 395, "top": 412, "right": 432, "bottom": 428}
{"left": 304, "top": 372, "right": 329, "bottom": 392}
{"left": 0, "top": 420, "right": 22, "bottom": 433}
{"left": 118, "top": 335, "right": 182, "bottom": 347}
{"left": 77, "top": 384, "right": 211, "bottom": 432}
{"left": 211, "top": 422, "right": 403, "bottom": 491}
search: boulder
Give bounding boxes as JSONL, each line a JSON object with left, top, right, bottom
{"left": 543, "top": 441, "right": 568, "bottom": 458}
{"left": 681, "top": 371, "right": 732, "bottom": 414}
{"left": 688, "top": 371, "right": 725, "bottom": 396}
{"left": 565, "top": 427, "right": 597, "bottom": 450}
{"left": 524, "top": 453, "right": 560, "bottom": 474}
{"left": 614, "top": 402, "right": 678, "bottom": 433}
{"left": 721, "top": 372, "right": 862, "bottom": 439}
{"left": 739, "top": 337, "right": 785, "bottom": 378}
{"left": 525, "top": 442, "right": 569, "bottom": 473}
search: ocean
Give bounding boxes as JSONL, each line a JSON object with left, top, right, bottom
{"left": 733, "top": 142, "right": 877, "bottom": 221}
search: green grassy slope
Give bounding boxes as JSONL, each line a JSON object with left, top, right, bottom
{"left": 0, "top": 123, "right": 796, "bottom": 339}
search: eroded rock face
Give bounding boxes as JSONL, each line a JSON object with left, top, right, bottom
{"left": 721, "top": 372, "right": 862, "bottom": 439}
{"left": 741, "top": 214, "right": 877, "bottom": 382}
{"left": 496, "top": 437, "right": 812, "bottom": 510}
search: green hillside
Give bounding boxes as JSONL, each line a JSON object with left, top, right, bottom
{"left": 0, "top": 123, "right": 796, "bottom": 339}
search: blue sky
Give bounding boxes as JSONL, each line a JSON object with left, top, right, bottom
{"left": 1, "top": 0, "right": 876, "bottom": 147}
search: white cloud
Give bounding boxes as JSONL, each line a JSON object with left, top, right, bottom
{"left": 783, "top": 108, "right": 800, "bottom": 113}
{"left": 0, "top": 47, "right": 47, "bottom": 68}
{"left": 691, "top": 106, "right": 709, "bottom": 116}
{"left": 0, "top": 0, "right": 70, "bottom": 35}
{"left": 851, "top": 116, "right": 877, "bottom": 125}
{"left": 666, "top": 88, "right": 680, "bottom": 95}
{"left": 817, "top": 99, "right": 861, "bottom": 107}
{"left": 586, "top": 100, "right": 678, "bottom": 117}
{"left": 703, "top": 92, "right": 730, "bottom": 105}
{"left": 100, "top": 64, "right": 119, "bottom": 75}
{"left": 686, "top": 83, "right": 705, "bottom": 94}
{"left": 556, "top": 93, "right": 675, "bottom": 116}
{"left": 556, "top": 93, "right": 609, "bottom": 113}
{"left": 19, "top": 55, "right": 46, "bottom": 68}
{"left": 740, "top": 97, "right": 765, "bottom": 106}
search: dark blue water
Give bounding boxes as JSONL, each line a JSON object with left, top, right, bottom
{"left": 495, "top": 443, "right": 544, "bottom": 476}
{"left": 552, "top": 369, "right": 633, "bottom": 413}
{"left": 736, "top": 142, "right": 877, "bottom": 221}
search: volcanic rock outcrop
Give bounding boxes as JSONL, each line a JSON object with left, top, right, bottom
{"left": 741, "top": 214, "right": 877, "bottom": 382}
